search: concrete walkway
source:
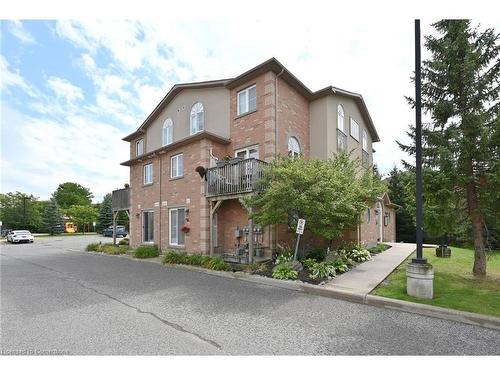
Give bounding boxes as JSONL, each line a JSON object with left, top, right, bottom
{"left": 323, "top": 242, "right": 418, "bottom": 295}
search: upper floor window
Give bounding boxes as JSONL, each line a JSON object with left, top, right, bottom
{"left": 162, "top": 118, "right": 173, "bottom": 146}
{"left": 350, "top": 118, "right": 359, "bottom": 142}
{"left": 362, "top": 129, "right": 368, "bottom": 151}
{"left": 190, "top": 102, "right": 204, "bottom": 135}
{"left": 237, "top": 85, "right": 256, "bottom": 116}
{"left": 136, "top": 138, "right": 144, "bottom": 156}
{"left": 235, "top": 145, "right": 259, "bottom": 160}
{"left": 143, "top": 163, "right": 153, "bottom": 185}
{"left": 337, "top": 104, "right": 345, "bottom": 134}
{"left": 288, "top": 136, "right": 301, "bottom": 157}
{"left": 171, "top": 153, "right": 184, "bottom": 178}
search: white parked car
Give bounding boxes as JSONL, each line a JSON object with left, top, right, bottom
{"left": 7, "top": 230, "right": 34, "bottom": 243}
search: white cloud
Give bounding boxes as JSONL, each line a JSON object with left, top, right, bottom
{"left": 47, "top": 76, "right": 84, "bottom": 103}
{"left": 1, "top": 105, "right": 129, "bottom": 202}
{"left": 7, "top": 20, "right": 35, "bottom": 44}
{"left": 0, "top": 55, "right": 37, "bottom": 97}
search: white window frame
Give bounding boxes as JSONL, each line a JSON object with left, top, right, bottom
{"left": 362, "top": 129, "right": 368, "bottom": 151}
{"left": 136, "top": 138, "right": 144, "bottom": 156}
{"left": 143, "top": 163, "right": 153, "bottom": 185}
{"left": 237, "top": 84, "right": 257, "bottom": 116}
{"left": 350, "top": 118, "right": 360, "bottom": 142}
{"left": 337, "top": 104, "right": 345, "bottom": 134}
{"left": 169, "top": 208, "right": 185, "bottom": 246}
{"left": 288, "top": 136, "right": 301, "bottom": 157}
{"left": 170, "top": 153, "right": 183, "bottom": 178}
{"left": 162, "top": 118, "right": 173, "bottom": 146}
{"left": 235, "top": 145, "right": 259, "bottom": 159}
{"left": 190, "top": 102, "right": 204, "bottom": 135}
{"left": 142, "top": 210, "right": 154, "bottom": 243}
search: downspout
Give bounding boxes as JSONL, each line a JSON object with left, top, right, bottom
{"left": 274, "top": 68, "right": 285, "bottom": 248}
{"left": 159, "top": 155, "right": 162, "bottom": 251}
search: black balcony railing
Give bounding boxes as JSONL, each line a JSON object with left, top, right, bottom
{"left": 206, "top": 158, "right": 267, "bottom": 197}
{"left": 337, "top": 129, "right": 347, "bottom": 152}
{"left": 362, "top": 149, "right": 370, "bottom": 168}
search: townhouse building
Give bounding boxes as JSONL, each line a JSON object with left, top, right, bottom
{"left": 121, "top": 58, "right": 397, "bottom": 259}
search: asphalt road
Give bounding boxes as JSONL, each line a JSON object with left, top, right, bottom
{"left": 1, "top": 235, "right": 499, "bottom": 355}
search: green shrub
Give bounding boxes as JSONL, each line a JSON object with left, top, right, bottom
{"left": 368, "top": 243, "right": 389, "bottom": 254}
{"left": 163, "top": 251, "right": 188, "bottom": 264}
{"left": 86, "top": 242, "right": 101, "bottom": 252}
{"left": 301, "top": 258, "right": 317, "bottom": 269}
{"left": 276, "top": 252, "right": 294, "bottom": 265}
{"left": 134, "top": 245, "right": 160, "bottom": 258}
{"left": 338, "top": 243, "right": 371, "bottom": 263}
{"left": 272, "top": 263, "right": 298, "bottom": 280}
{"left": 326, "top": 259, "right": 350, "bottom": 274}
{"left": 309, "top": 262, "right": 336, "bottom": 280}
{"left": 205, "top": 256, "right": 231, "bottom": 271}
{"left": 306, "top": 248, "right": 326, "bottom": 262}
{"left": 162, "top": 251, "right": 230, "bottom": 271}
{"left": 102, "top": 244, "right": 127, "bottom": 255}
{"left": 118, "top": 238, "right": 129, "bottom": 246}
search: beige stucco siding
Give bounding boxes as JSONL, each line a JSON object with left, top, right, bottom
{"left": 309, "top": 94, "right": 373, "bottom": 164}
{"left": 145, "top": 87, "right": 230, "bottom": 153}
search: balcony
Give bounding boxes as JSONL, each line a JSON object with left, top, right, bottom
{"left": 206, "top": 158, "right": 267, "bottom": 198}
{"left": 112, "top": 188, "right": 130, "bottom": 210}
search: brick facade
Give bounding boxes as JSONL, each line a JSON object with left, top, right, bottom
{"left": 123, "top": 58, "right": 394, "bottom": 255}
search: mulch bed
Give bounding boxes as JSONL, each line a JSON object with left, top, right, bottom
{"left": 230, "top": 262, "right": 328, "bottom": 285}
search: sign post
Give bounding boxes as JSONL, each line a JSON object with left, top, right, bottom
{"left": 92, "top": 221, "right": 96, "bottom": 233}
{"left": 293, "top": 218, "right": 305, "bottom": 261}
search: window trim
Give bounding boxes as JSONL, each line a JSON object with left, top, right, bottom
{"left": 143, "top": 163, "right": 153, "bottom": 185}
{"left": 190, "top": 102, "right": 204, "bottom": 135}
{"left": 287, "top": 136, "right": 301, "bottom": 157}
{"left": 169, "top": 207, "right": 185, "bottom": 246}
{"left": 337, "top": 104, "right": 345, "bottom": 134}
{"left": 350, "top": 117, "right": 360, "bottom": 142}
{"left": 237, "top": 84, "right": 257, "bottom": 116}
{"left": 162, "top": 118, "right": 173, "bottom": 146}
{"left": 136, "top": 138, "right": 144, "bottom": 156}
{"left": 170, "top": 153, "right": 184, "bottom": 179}
{"left": 234, "top": 145, "right": 259, "bottom": 159}
{"left": 362, "top": 129, "right": 368, "bottom": 151}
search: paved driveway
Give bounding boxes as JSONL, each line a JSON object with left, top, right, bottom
{"left": 1, "top": 236, "right": 499, "bottom": 355}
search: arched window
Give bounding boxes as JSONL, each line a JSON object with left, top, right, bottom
{"left": 190, "top": 102, "right": 204, "bottom": 135}
{"left": 366, "top": 208, "right": 371, "bottom": 223}
{"left": 337, "top": 104, "right": 345, "bottom": 133}
{"left": 162, "top": 118, "right": 173, "bottom": 146}
{"left": 288, "top": 136, "right": 301, "bottom": 157}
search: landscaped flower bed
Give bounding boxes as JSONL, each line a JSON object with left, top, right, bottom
{"left": 161, "top": 243, "right": 391, "bottom": 285}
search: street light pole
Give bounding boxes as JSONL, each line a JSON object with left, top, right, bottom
{"left": 406, "top": 19, "right": 434, "bottom": 299}
{"left": 413, "top": 19, "right": 426, "bottom": 265}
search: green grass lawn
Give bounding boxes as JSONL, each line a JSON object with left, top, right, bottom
{"left": 372, "top": 247, "right": 500, "bottom": 317}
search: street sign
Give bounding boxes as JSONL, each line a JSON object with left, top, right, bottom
{"left": 296, "top": 218, "right": 305, "bottom": 235}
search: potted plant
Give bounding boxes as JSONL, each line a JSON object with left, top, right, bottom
{"left": 181, "top": 224, "right": 190, "bottom": 234}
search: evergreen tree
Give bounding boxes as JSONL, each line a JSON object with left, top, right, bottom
{"left": 97, "top": 193, "right": 113, "bottom": 233}
{"left": 43, "top": 198, "right": 64, "bottom": 235}
{"left": 387, "top": 167, "right": 416, "bottom": 242}
{"left": 400, "top": 20, "right": 500, "bottom": 275}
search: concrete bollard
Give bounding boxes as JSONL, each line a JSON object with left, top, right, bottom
{"left": 406, "top": 262, "right": 434, "bottom": 299}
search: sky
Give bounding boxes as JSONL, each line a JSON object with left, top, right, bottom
{"left": 1, "top": 1, "right": 498, "bottom": 203}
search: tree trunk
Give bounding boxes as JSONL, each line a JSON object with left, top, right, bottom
{"left": 465, "top": 172, "right": 486, "bottom": 276}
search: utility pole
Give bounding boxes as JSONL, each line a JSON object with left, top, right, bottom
{"left": 406, "top": 19, "right": 434, "bottom": 299}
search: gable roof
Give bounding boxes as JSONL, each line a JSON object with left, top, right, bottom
{"left": 123, "top": 57, "right": 380, "bottom": 142}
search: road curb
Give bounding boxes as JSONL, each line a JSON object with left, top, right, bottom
{"left": 365, "top": 295, "right": 500, "bottom": 331}
{"left": 90, "top": 251, "right": 500, "bottom": 331}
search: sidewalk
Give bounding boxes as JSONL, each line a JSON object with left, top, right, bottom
{"left": 323, "top": 242, "right": 417, "bottom": 295}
